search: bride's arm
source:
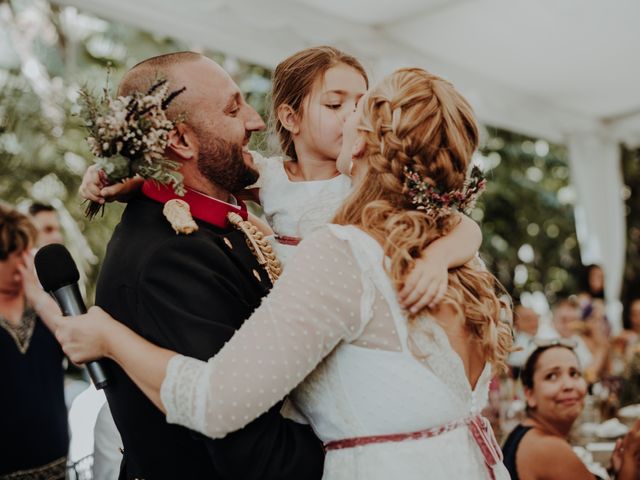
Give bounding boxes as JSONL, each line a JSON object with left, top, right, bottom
{"left": 55, "top": 308, "right": 175, "bottom": 412}
{"left": 56, "top": 227, "right": 366, "bottom": 438}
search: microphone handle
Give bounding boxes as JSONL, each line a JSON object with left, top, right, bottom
{"left": 52, "top": 284, "right": 109, "bottom": 390}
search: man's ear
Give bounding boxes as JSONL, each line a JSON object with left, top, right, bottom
{"left": 276, "top": 104, "right": 300, "bottom": 135}
{"left": 167, "top": 123, "right": 196, "bottom": 160}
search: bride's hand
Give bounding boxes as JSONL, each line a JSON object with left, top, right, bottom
{"left": 398, "top": 256, "right": 448, "bottom": 313}
{"left": 55, "top": 306, "right": 116, "bottom": 363}
{"left": 79, "top": 165, "right": 144, "bottom": 204}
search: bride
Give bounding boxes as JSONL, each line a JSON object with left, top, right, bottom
{"left": 54, "top": 67, "right": 512, "bottom": 479}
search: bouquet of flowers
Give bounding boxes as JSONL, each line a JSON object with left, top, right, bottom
{"left": 78, "top": 76, "right": 186, "bottom": 218}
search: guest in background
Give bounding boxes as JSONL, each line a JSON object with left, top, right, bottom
{"left": 502, "top": 340, "right": 640, "bottom": 480}
{"left": 28, "top": 202, "right": 64, "bottom": 247}
{"left": 579, "top": 264, "right": 605, "bottom": 303}
{"left": 619, "top": 297, "right": 640, "bottom": 356}
{"left": 619, "top": 297, "right": 640, "bottom": 406}
{"left": 28, "top": 202, "right": 90, "bottom": 409}
{"left": 508, "top": 305, "right": 540, "bottom": 372}
{"left": 580, "top": 299, "right": 610, "bottom": 379}
{"left": 552, "top": 298, "right": 607, "bottom": 383}
{"left": 0, "top": 202, "right": 68, "bottom": 479}
{"left": 578, "top": 264, "right": 613, "bottom": 337}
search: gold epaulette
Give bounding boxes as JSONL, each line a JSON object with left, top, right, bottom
{"left": 163, "top": 199, "right": 199, "bottom": 234}
{"left": 227, "top": 212, "right": 282, "bottom": 284}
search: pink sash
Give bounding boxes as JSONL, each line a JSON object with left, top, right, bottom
{"left": 324, "top": 415, "right": 503, "bottom": 479}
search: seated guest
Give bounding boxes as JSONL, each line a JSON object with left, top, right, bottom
{"left": 580, "top": 299, "right": 610, "bottom": 379}
{"left": 552, "top": 298, "right": 606, "bottom": 383}
{"left": 578, "top": 264, "right": 605, "bottom": 304}
{"left": 0, "top": 203, "right": 68, "bottom": 479}
{"left": 502, "top": 340, "right": 640, "bottom": 480}
{"left": 508, "top": 305, "right": 540, "bottom": 371}
{"left": 618, "top": 297, "right": 640, "bottom": 356}
{"left": 619, "top": 348, "right": 640, "bottom": 406}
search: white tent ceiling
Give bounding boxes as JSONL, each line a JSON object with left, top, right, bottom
{"left": 53, "top": 0, "right": 640, "bottom": 147}
{"left": 50, "top": 0, "right": 639, "bottom": 321}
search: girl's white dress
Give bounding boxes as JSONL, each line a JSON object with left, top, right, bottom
{"left": 161, "top": 224, "right": 510, "bottom": 479}
{"left": 251, "top": 152, "right": 352, "bottom": 264}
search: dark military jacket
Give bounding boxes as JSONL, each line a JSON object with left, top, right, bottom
{"left": 95, "top": 190, "right": 324, "bottom": 480}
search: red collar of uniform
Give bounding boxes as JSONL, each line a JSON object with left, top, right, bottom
{"left": 141, "top": 180, "right": 248, "bottom": 228}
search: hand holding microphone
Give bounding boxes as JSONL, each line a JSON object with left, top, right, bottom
{"left": 34, "top": 244, "right": 109, "bottom": 389}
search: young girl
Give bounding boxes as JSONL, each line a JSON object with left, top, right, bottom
{"left": 80, "top": 46, "right": 482, "bottom": 312}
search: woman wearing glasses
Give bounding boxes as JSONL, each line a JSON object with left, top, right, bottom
{"left": 502, "top": 339, "right": 640, "bottom": 480}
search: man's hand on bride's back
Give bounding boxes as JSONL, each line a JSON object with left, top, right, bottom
{"left": 79, "top": 164, "right": 144, "bottom": 204}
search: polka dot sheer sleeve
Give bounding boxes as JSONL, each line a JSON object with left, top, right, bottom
{"left": 160, "top": 226, "right": 367, "bottom": 439}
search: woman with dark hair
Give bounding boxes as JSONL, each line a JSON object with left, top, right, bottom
{"left": 0, "top": 203, "right": 68, "bottom": 480}
{"left": 580, "top": 265, "right": 605, "bottom": 301}
{"left": 619, "top": 297, "right": 640, "bottom": 346}
{"left": 618, "top": 297, "right": 640, "bottom": 406}
{"left": 502, "top": 340, "right": 640, "bottom": 480}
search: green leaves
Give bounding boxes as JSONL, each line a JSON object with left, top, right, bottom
{"left": 476, "top": 129, "right": 581, "bottom": 303}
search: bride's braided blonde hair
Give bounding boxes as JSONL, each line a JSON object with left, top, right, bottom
{"left": 333, "top": 68, "right": 512, "bottom": 372}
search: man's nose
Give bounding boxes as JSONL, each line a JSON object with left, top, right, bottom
{"left": 244, "top": 106, "right": 265, "bottom": 132}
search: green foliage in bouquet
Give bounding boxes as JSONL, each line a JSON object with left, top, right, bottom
{"left": 78, "top": 75, "right": 186, "bottom": 218}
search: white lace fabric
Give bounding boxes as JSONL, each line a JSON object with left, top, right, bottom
{"left": 162, "top": 226, "right": 384, "bottom": 437}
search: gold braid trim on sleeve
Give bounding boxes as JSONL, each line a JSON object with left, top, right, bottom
{"left": 163, "top": 199, "right": 199, "bottom": 234}
{"left": 227, "top": 212, "right": 282, "bottom": 284}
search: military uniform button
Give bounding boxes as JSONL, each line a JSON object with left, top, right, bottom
{"left": 223, "top": 238, "right": 233, "bottom": 249}
{"left": 252, "top": 269, "right": 262, "bottom": 282}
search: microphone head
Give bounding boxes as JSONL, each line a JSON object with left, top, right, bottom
{"left": 34, "top": 244, "right": 80, "bottom": 291}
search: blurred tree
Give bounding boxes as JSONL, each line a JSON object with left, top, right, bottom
{"left": 474, "top": 128, "right": 581, "bottom": 305}
{"left": 622, "top": 146, "right": 640, "bottom": 301}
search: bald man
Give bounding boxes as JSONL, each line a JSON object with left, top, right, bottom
{"left": 94, "top": 52, "right": 323, "bottom": 480}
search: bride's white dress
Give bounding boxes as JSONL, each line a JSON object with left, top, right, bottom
{"left": 161, "top": 224, "right": 509, "bottom": 479}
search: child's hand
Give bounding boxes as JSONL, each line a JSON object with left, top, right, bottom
{"left": 399, "top": 256, "right": 448, "bottom": 314}
{"left": 79, "top": 165, "right": 144, "bottom": 204}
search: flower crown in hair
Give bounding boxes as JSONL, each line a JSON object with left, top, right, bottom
{"left": 403, "top": 165, "right": 486, "bottom": 215}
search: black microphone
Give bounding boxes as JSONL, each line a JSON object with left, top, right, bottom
{"left": 34, "top": 244, "right": 108, "bottom": 389}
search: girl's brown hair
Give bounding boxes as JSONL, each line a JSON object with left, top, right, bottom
{"left": 0, "top": 202, "right": 36, "bottom": 260}
{"left": 270, "top": 46, "right": 368, "bottom": 161}
{"left": 333, "top": 68, "right": 512, "bottom": 371}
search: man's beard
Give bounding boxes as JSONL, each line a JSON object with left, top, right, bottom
{"left": 197, "top": 136, "right": 259, "bottom": 194}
